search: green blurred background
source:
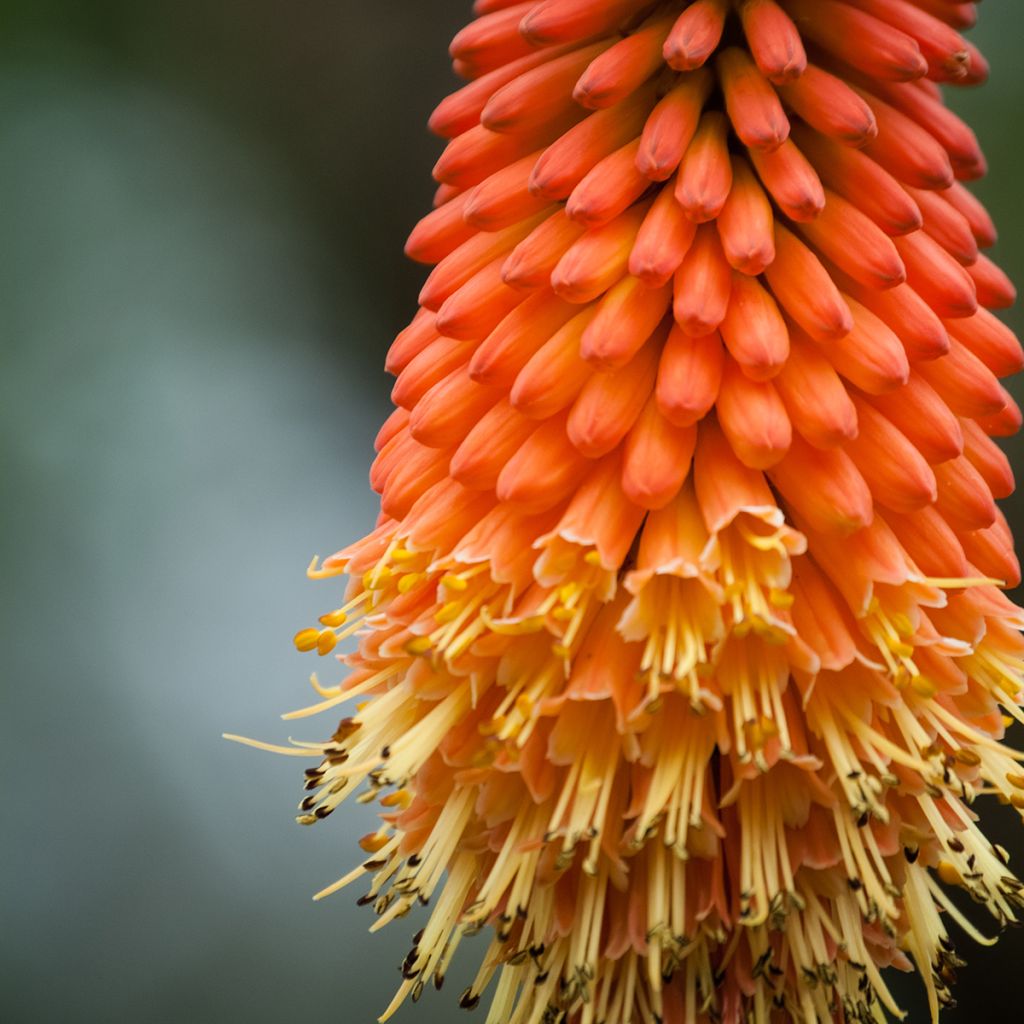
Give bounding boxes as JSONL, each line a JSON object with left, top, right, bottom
{"left": 1, "top": 2, "right": 1022, "bottom": 1022}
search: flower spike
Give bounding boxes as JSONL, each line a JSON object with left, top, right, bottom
{"left": 234, "top": 3, "right": 1024, "bottom": 1022}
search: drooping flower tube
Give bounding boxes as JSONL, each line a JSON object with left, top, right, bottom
{"left": 229, "top": 1, "right": 1024, "bottom": 1021}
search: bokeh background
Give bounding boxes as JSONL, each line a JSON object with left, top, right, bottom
{"left": 2, "top": 2, "right": 1023, "bottom": 1021}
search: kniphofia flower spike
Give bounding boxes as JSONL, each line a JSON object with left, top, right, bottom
{"left": 229, "top": 1, "right": 1024, "bottom": 1021}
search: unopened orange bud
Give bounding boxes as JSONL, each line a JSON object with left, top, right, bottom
{"left": 510, "top": 307, "right": 595, "bottom": 418}
{"left": 655, "top": 327, "right": 723, "bottom": 428}
{"left": 844, "top": 397, "right": 937, "bottom": 514}
{"left": 675, "top": 111, "right": 732, "bottom": 223}
{"left": 773, "top": 335, "right": 858, "bottom": 449}
{"left": 738, "top": 0, "right": 806, "bottom": 83}
{"left": 859, "top": 89, "right": 954, "bottom": 190}
{"left": 777, "top": 64, "right": 877, "bottom": 146}
{"left": 496, "top": 412, "right": 589, "bottom": 513}
{"left": 501, "top": 208, "right": 588, "bottom": 290}
{"left": 566, "top": 139, "right": 649, "bottom": 228}
{"left": 716, "top": 46, "right": 790, "bottom": 152}
{"left": 763, "top": 225, "right": 852, "bottom": 342}
{"left": 798, "top": 191, "right": 906, "bottom": 291}
{"left": 635, "top": 70, "right": 712, "bottom": 182}
{"left": 569, "top": 336, "right": 659, "bottom": 458}
{"left": 464, "top": 153, "right": 552, "bottom": 231}
{"left": 572, "top": 16, "right": 672, "bottom": 110}
{"left": 716, "top": 158, "right": 775, "bottom": 275}
{"left": 663, "top": 0, "right": 727, "bottom": 72}
{"left": 628, "top": 180, "right": 697, "bottom": 287}
{"left": 769, "top": 435, "right": 873, "bottom": 535}
{"left": 784, "top": 0, "right": 928, "bottom": 82}
{"left": 718, "top": 273, "right": 789, "bottom": 381}
{"left": 825, "top": 297, "right": 909, "bottom": 396}
{"left": 916, "top": 338, "right": 1007, "bottom": 419}
{"left": 482, "top": 43, "right": 607, "bottom": 134}
{"left": 579, "top": 276, "right": 672, "bottom": 370}
{"left": 893, "top": 230, "right": 978, "bottom": 320}
{"left": 747, "top": 137, "right": 824, "bottom": 223}
{"left": 621, "top": 397, "right": 697, "bottom": 509}
{"left": 866, "top": 372, "right": 963, "bottom": 465}
{"left": 529, "top": 88, "right": 653, "bottom": 201}
{"left": 716, "top": 358, "right": 792, "bottom": 469}
{"left": 551, "top": 203, "right": 647, "bottom": 303}
{"left": 520, "top": 0, "right": 640, "bottom": 46}
{"left": 673, "top": 223, "right": 731, "bottom": 336}
{"left": 968, "top": 254, "right": 1018, "bottom": 310}
{"left": 469, "top": 289, "right": 578, "bottom": 386}
{"left": 793, "top": 125, "right": 921, "bottom": 236}
{"left": 933, "top": 456, "right": 997, "bottom": 532}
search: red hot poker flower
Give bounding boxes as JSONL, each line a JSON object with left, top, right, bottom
{"left": 230, "top": 2, "right": 1024, "bottom": 1021}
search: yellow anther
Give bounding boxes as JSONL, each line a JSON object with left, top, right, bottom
{"left": 558, "top": 583, "right": 579, "bottom": 602}
{"left": 759, "top": 623, "right": 790, "bottom": 646}
{"left": 890, "top": 613, "right": 914, "bottom": 637}
{"left": 768, "top": 587, "right": 794, "bottom": 609}
{"left": 404, "top": 636, "right": 433, "bottom": 656}
{"left": 391, "top": 547, "right": 417, "bottom": 563}
{"left": 380, "top": 789, "right": 412, "bottom": 809}
{"left": 472, "top": 746, "right": 497, "bottom": 768}
{"left": 397, "top": 572, "right": 425, "bottom": 594}
{"left": 363, "top": 567, "right": 393, "bottom": 590}
{"left": 435, "top": 601, "right": 463, "bottom": 624}
{"left": 1012, "top": 793, "right": 1024, "bottom": 811}
{"left": 1006, "top": 772, "right": 1024, "bottom": 789}
{"left": 584, "top": 550, "right": 603, "bottom": 567}
{"left": 996, "top": 675, "right": 1020, "bottom": 697}
{"left": 359, "top": 831, "right": 391, "bottom": 853}
{"left": 953, "top": 748, "right": 981, "bottom": 767}
{"left": 551, "top": 607, "right": 574, "bottom": 622}
{"left": 910, "top": 677, "right": 936, "bottom": 699}
{"left": 478, "top": 716, "right": 505, "bottom": 737}
{"left": 552, "top": 643, "right": 571, "bottom": 658}
{"left": 293, "top": 628, "right": 320, "bottom": 653}
{"left": 890, "top": 640, "right": 915, "bottom": 659}
{"left": 937, "top": 861, "right": 962, "bottom": 887}
{"left": 440, "top": 573, "right": 469, "bottom": 592}
{"left": 482, "top": 610, "right": 546, "bottom": 635}
{"left": 316, "top": 629, "right": 338, "bottom": 656}
{"left": 515, "top": 695, "right": 534, "bottom": 719}
{"left": 319, "top": 608, "right": 348, "bottom": 628}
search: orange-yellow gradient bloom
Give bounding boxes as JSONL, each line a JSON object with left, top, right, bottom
{"left": 232, "top": 1, "right": 1024, "bottom": 1021}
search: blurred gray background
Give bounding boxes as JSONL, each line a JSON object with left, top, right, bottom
{"left": 1, "top": 2, "right": 1022, "bottom": 1022}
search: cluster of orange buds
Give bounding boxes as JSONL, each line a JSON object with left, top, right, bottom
{"left": 231, "top": 2, "right": 1024, "bottom": 1022}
